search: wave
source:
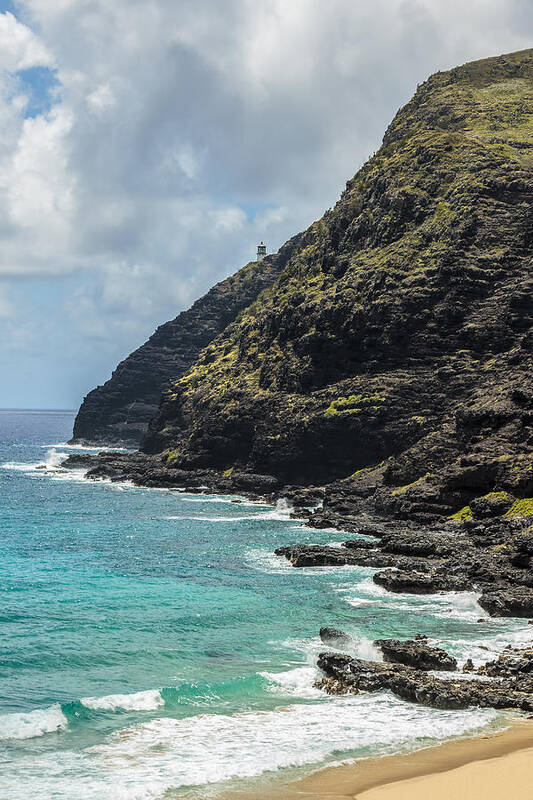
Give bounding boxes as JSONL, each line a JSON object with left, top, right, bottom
{"left": 41, "top": 442, "right": 132, "bottom": 452}
{"left": 260, "top": 666, "right": 324, "bottom": 699}
{"left": 0, "top": 673, "right": 511, "bottom": 797}
{"left": 180, "top": 496, "right": 270, "bottom": 507}
{"left": 44, "top": 447, "right": 67, "bottom": 468}
{"left": 452, "top": 623, "right": 533, "bottom": 665}
{"left": 1, "top": 450, "right": 136, "bottom": 489}
{"left": 353, "top": 636, "right": 383, "bottom": 661}
{"left": 80, "top": 690, "right": 164, "bottom": 712}
{"left": 1, "top": 448, "right": 78, "bottom": 476}
{"left": 244, "top": 547, "right": 295, "bottom": 574}
{"left": 83, "top": 695, "right": 500, "bottom": 794}
{"left": 0, "top": 704, "right": 68, "bottom": 741}
{"left": 275, "top": 630, "right": 382, "bottom": 668}
{"left": 0, "top": 700, "right": 505, "bottom": 799}
{"left": 347, "top": 577, "right": 486, "bottom": 621}
{"left": 165, "top": 499, "right": 296, "bottom": 524}
{"left": 1, "top": 677, "right": 269, "bottom": 744}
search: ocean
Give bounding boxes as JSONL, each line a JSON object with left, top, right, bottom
{"left": 1, "top": 409, "right": 530, "bottom": 799}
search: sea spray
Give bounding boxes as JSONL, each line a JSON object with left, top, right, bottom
{"left": 44, "top": 448, "right": 68, "bottom": 469}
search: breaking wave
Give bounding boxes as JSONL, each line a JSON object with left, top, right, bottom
{"left": 80, "top": 690, "right": 164, "bottom": 712}
{"left": 0, "top": 704, "right": 68, "bottom": 741}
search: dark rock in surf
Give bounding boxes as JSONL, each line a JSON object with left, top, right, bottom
{"left": 374, "top": 638, "right": 457, "bottom": 671}
{"left": 478, "top": 586, "right": 533, "bottom": 617}
{"left": 316, "top": 651, "right": 533, "bottom": 711}
{"left": 373, "top": 568, "right": 471, "bottom": 594}
{"left": 319, "top": 627, "right": 352, "bottom": 647}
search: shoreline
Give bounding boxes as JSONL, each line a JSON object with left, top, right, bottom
{"left": 5, "top": 439, "right": 533, "bottom": 798}
{"left": 219, "top": 718, "right": 533, "bottom": 800}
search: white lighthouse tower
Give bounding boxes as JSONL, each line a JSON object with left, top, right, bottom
{"left": 256, "top": 242, "right": 267, "bottom": 261}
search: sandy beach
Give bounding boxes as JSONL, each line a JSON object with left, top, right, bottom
{"left": 358, "top": 745, "right": 533, "bottom": 800}
{"left": 221, "top": 719, "right": 533, "bottom": 800}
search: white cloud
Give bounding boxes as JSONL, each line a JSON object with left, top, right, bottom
{"left": 2, "top": 0, "right": 531, "bottom": 283}
{"left": 86, "top": 83, "right": 115, "bottom": 114}
{"left": 213, "top": 207, "right": 247, "bottom": 231}
{"left": 0, "top": 11, "right": 53, "bottom": 72}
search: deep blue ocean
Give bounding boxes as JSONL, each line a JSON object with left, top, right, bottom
{"left": 1, "top": 409, "right": 531, "bottom": 799}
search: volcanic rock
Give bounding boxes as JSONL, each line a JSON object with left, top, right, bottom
{"left": 373, "top": 568, "right": 470, "bottom": 594}
{"left": 478, "top": 586, "right": 533, "bottom": 617}
{"left": 319, "top": 627, "right": 352, "bottom": 647}
{"left": 374, "top": 638, "right": 457, "bottom": 671}
{"left": 316, "top": 651, "right": 533, "bottom": 711}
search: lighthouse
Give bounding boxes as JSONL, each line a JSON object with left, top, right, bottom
{"left": 256, "top": 242, "right": 267, "bottom": 261}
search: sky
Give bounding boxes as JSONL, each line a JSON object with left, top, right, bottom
{"left": 0, "top": 1, "right": 531, "bottom": 409}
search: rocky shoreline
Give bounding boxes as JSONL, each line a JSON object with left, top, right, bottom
{"left": 60, "top": 447, "right": 533, "bottom": 716}
{"left": 63, "top": 448, "right": 533, "bottom": 619}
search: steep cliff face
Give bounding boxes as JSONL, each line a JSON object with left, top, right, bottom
{"left": 143, "top": 49, "right": 533, "bottom": 517}
{"left": 70, "top": 236, "right": 302, "bottom": 445}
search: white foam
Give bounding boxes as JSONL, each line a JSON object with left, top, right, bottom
{"left": 81, "top": 690, "right": 164, "bottom": 712}
{"left": 245, "top": 548, "right": 366, "bottom": 578}
{"left": 453, "top": 624, "right": 533, "bottom": 665}
{"left": 1, "top": 462, "right": 33, "bottom": 471}
{"left": 261, "top": 666, "right": 324, "bottom": 698}
{"left": 353, "top": 637, "right": 383, "bottom": 661}
{"left": 244, "top": 548, "right": 295, "bottom": 574}
{"left": 347, "top": 577, "right": 487, "bottom": 622}
{"left": 82, "top": 696, "right": 499, "bottom": 795}
{"left": 46, "top": 469, "right": 92, "bottom": 484}
{"left": 45, "top": 447, "right": 68, "bottom": 468}
{"left": 372, "top": 591, "right": 485, "bottom": 622}
{"left": 347, "top": 597, "right": 375, "bottom": 607}
{"left": 0, "top": 455, "right": 137, "bottom": 489}
{"left": 0, "top": 698, "right": 508, "bottom": 800}
{"left": 41, "top": 443, "right": 131, "bottom": 452}
{"left": 105, "top": 480, "right": 136, "bottom": 491}
{"left": 432, "top": 592, "right": 486, "bottom": 621}
{"left": 165, "top": 502, "right": 295, "bottom": 523}
{"left": 180, "top": 496, "right": 269, "bottom": 507}
{"left": 1, "top": 448, "right": 75, "bottom": 477}
{"left": 0, "top": 704, "right": 68, "bottom": 741}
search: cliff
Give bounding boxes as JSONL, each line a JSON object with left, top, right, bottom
{"left": 141, "top": 48, "right": 533, "bottom": 521}
{"left": 70, "top": 235, "right": 302, "bottom": 445}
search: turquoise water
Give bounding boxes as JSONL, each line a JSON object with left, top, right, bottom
{"left": 1, "top": 409, "right": 530, "bottom": 799}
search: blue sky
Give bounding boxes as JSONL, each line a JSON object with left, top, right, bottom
{"left": 0, "top": 1, "right": 532, "bottom": 409}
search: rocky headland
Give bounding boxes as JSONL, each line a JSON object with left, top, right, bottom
{"left": 70, "top": 235, "right": 302, "bottom": 446}
{"left": 66, "top": 49, "right": 533, "bottom": 713}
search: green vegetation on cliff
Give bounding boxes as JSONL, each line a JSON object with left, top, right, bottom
{"left": 144, "top": 50, "right": 533, "bottom": 515}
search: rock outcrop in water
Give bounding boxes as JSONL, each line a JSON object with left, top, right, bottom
{"left": 374, "top": 637, "right": 458, "bottom": 671}
{"left": 315, "top": 646, "right": 533, "bottom": 711}
{"left": 70, "top": 236, "right": 302, "bottom": 446}
{"left": 274, "top": 515, "right": 533, "bottom": 617}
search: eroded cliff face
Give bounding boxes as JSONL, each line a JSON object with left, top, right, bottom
{"left": 70, "top": 235, "right": 302, "bottom": 445}
{"left": 142, "top": 49, "right": 533, "bottom": 520}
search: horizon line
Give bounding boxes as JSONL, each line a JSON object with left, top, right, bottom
{"left": 0, "top": 407, "right": 77, "bottom": 412}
